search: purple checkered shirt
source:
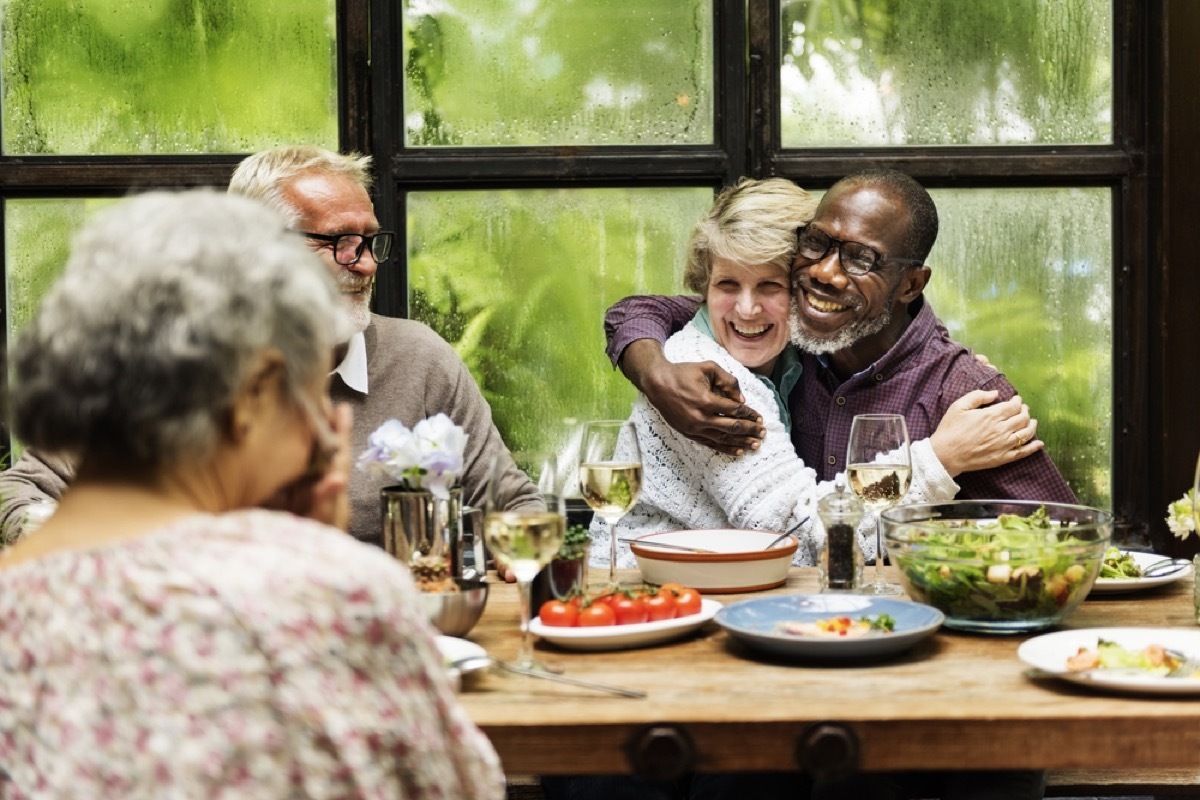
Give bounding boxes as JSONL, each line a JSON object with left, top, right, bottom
{"left": 605, "top": 294, "right": 1077, "bottom": 503}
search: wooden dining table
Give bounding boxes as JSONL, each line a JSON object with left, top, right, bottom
{"left": 454, "top": 567, "right": 1200, "bottom": 778}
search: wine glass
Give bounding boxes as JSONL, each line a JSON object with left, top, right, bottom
{"left": 483, "top": 453, "right": 567, "bottom": 670}
{"left": 846, "top": 413, "right": 912, "bottom": 596}
{"left": 579, "top": 420, "right": 643, "bottom": 587}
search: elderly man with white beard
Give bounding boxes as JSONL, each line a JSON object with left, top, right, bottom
{"left": 0, "top": 146, "right": 540, "bottom": 549}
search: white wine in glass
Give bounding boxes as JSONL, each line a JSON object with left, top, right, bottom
{"left": 483, "top": 454, "right": 566, "bottom": 670}
{"left": 846, "top": 413, "right": 911, "bottom": 596}
{"left": 579, "top": 420, "right": 642, "bottom": 587}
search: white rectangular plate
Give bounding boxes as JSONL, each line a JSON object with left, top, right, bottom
{"left": 529, "top": 599, "right": 721, "bottom": 651}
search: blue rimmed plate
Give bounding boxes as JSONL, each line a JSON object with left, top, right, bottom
{"left": 715, "top": 594, "right": 944, "bottom": 661}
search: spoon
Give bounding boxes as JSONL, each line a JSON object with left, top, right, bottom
{"left": 452, "top": 655, "right": 647, "bottom": 698}
{"left": 618, "top": 538, "right": 718, "bottom": 554}
{"left": 763, "top": 516, "right": 810, "bottom": 551}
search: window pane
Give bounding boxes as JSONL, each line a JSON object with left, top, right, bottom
{"left": 924, "top": 188, "right": 1112, "bottom": 506}
{"left": 4, "top": 198, "right": 114, "bottom": 460}
{"left": 781, "top": 0, "right": 1112, "bottom": 147}
{"left": 4, "top": 199, "right": 110, "bottom": 336}
{"left": 402, "top": 0, "right": 713, "bottom": 147}
{"left": 1, "top": 0, "right": 337, "bottom": 155}
{"left": 407, "top": 188, "right": 713, "bottom": 456}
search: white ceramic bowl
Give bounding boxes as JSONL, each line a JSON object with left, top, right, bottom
{"left": 629, "top": 529, "right": 797, "bottom": 593}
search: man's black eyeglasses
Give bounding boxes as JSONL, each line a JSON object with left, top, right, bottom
{"left": 795, "top": 225, "right": 923, "bottom": 276}
{"left": 302, "top": 231, "right": 395, "bottom": 266}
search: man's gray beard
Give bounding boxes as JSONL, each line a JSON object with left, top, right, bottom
{"left": 344, "top": 293, "right": 372, "bottom": 333}
{"left": 339, "top": 272, "right": 373, "bottom": 333}
{"left": 789, "top": 302, "right": 892, "bottom": 355}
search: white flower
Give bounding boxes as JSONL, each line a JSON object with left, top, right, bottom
{"left": 1165, "top": 488, "right": 1196, "bottom": 540}
{"left": 357, "top": 414, "right": 469, "bottom": 500}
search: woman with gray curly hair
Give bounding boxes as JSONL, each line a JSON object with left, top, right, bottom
{"left": 589, "top": 177, "right": 1037, "bottom": 572}
{"left": 0, "top": 190, "right": 504, "bottom": 799}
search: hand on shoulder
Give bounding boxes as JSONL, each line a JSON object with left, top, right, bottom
{"left": 930, "top": 390, "right": 1042, "bottom": 477}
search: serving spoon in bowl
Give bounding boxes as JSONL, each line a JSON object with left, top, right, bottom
{"left": 617, "top": 538, "right": 717, "bottom": 554}
{"left": 763, "top": 517, "right": 810, "bottom": 551}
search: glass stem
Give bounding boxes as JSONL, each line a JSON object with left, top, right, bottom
{"left": 516, "top": 577, "right": 534, "bottom": 669}
{"left": 608, "top": 516, "right": 618, "bottom": 586}
{"left": 875, "top": 517, "right": 886, "bottom": 589}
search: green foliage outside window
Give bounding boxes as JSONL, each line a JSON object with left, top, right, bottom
{"left": 403, "top": 0, "right": 713, "bottom": 147}
{"left": 925, "top": 189, "right": 1112, "bottom": 507}
{"left": 781, "top": 0, "right": 1111, "bottom": 146}
{"left": 1, "top": 0, "right": 337, "bottom": 154}
{"left": 407, "top": 189, "right": 713, "bottom": 455}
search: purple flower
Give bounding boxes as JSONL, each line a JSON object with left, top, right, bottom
{"left": 357, "top": 414, "right": 468, "bottom": 498}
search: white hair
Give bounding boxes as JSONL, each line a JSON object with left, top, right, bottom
{"left": 228, "top": 146, "right": 373, "bottom": 228}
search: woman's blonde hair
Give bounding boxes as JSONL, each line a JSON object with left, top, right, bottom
{"left": 683, "top": 177, "right": 818, "bottom": 294}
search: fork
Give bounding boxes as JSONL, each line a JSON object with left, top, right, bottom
{"left": 1139, "top": 557, "right": 1193, "bottom": 578}
{"left": 1166, "top": 650, "right": 1200, "bottom": 678}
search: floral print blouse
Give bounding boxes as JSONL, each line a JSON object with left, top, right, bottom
{"left": 0, "top": 509, "right": 504, "bottom": 799}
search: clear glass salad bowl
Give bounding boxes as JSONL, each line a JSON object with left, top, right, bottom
{"left": 880, "top": 500, "right": 1112, "bottom": 634}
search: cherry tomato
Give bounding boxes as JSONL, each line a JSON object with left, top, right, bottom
{"left": 658, "top": 582, "right": 686, "bottom": 596}
{"left": 644, "top": 593, "right": 677, "bottom": 621}
{"left": 611, "top": 594, "right": 650, "bottom": 625}
{"left": 578, "top": 603, "right": 617, "bottom": 627}
{"left": 673, "top": 588, "right": 703, "bottom": 618}
{"left": 589, "top": 591, "right": 618, "bottom": 608}
{"left": 538, "top": 600, "right": 579, "bottom": 628}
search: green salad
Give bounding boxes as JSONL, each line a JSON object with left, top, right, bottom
{"left": 891, "top": 505, "right": 1104, "bottom": 623}
{"left": 1099, "top": 546, "right": 1141, "bottom": 579}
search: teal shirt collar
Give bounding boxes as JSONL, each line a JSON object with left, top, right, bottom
{"left": 693, "top": 305, "right": 802, "bottom": 432}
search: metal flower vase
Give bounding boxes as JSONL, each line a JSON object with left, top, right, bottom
{"left": 381, "top": 485, "right": 465, "bottom": 577}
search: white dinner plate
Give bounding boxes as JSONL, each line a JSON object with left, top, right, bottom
{"left": 1018, "top": 627, "right": 1200, "bottom": 695}
{"left": 714, "top": 595, "right": 944, "bottom": 661}
{"left": 1090, "top": 550, "right": 1194, "bottom": 595}
{"left": 529, "top": 598, "right": 722, "bottom": 652}
{"left": 435, "top": 635, "right": 489, "bottom": 676}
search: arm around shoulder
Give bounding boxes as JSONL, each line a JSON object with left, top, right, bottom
{"left": 604, "top": 294, "right": 701, "bottom": 367}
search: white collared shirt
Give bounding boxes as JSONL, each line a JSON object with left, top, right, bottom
{"left": 332, "top": 331, "right": 368, "bottom": 393}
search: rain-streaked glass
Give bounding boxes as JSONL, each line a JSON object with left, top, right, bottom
{"left": 4, "top": 199, "right": 115, "bottom": 337}
{"left": 4, "top": 198, "right": 116, "bottom": 458}
{"left": 407, "top": 188, "right": 713, "bottom": 454}
{"left": 781, "top": 0, "right": 1112, "bottom": 147}
{"left": 924, "top": 188, "right": 1112, "bottom": 506}
{"left": 402, "top": 0, "right": 713, "bottom": 147}
{"left": 1, "top": 0, "right": 337, "bottom": 155}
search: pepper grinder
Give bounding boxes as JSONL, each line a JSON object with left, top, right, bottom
{"left": 817, "top": 479, "right": 864, "bottom": 592}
